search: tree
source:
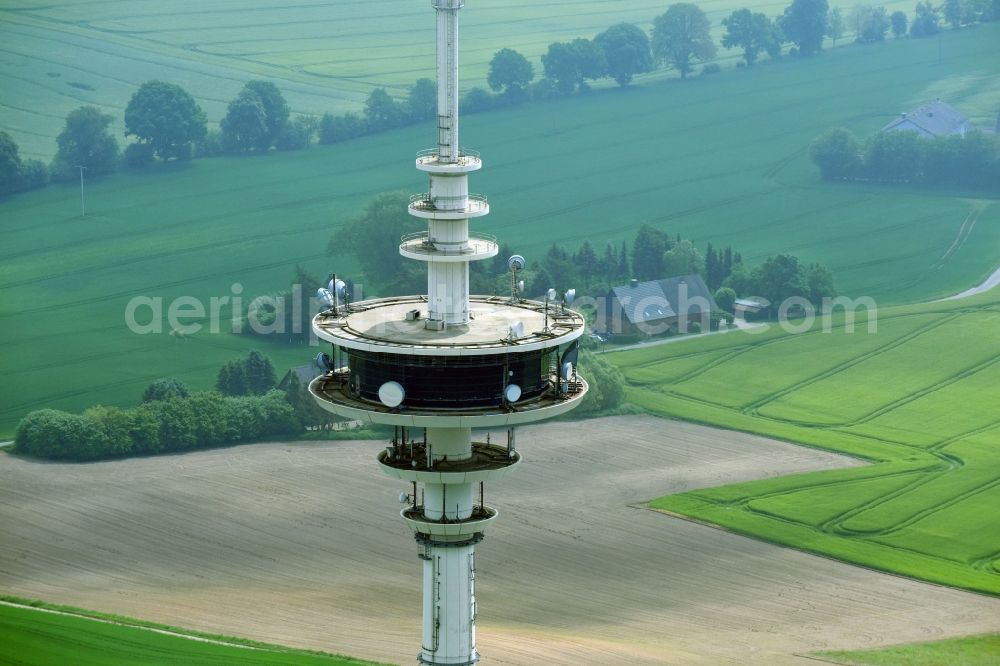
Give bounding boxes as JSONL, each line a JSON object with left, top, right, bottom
{"left": 220, "top": 89, "right": 268, "bottom": 153}
{"left": 751, "top": 254, "right": 809, "bottom": 311}
{"left": 910, "top": 1, "right": 942, "bottom": 35}
{"left": 243, "top": 80, "right": 289, "bottom": 149}
{"left": 864, "top": 130, "right": 925, "bottom": 181}
{"left": 852, "top": 5, "right": 891, "bottom": 42}
{"left": 244, "top": 351, "right": 277, "bottom": 395}
{"left": 577, "top": 351, "right": 626, "bottom": 415}
{"left": 827, "top": 7, "right": 847, "bottom": 46}
{"left": 330, "top": 191, "right": 424, "bottom": 295}
{"left": 944, "top": 0, "right": 964, "bottom": 26}
{"left": 632, "top": 224, "right": 672, "bottom": 281}
{"left": 216, "top": 360, "right": 247, "bottom": 396}
{"left": 891, "top": 10, "right": 909, "bottom": 37}
{"left": 779, "top": 0, "right": 829, "bottom": 55}
{"left": 722, "top": 9, "right": 784, "bottom": 65}
{"left": 651, "top": 4, "right": 717, "bottom": 78}
{"left": 541, "top": 42, "right": 579, "bottom": 94}
{"left": 662, "top": 240, "right": 704, "bottom": 276}
{"left": 407, "top": 78, "right": 437, "bottom": 122}
{"left": 593, "top": 23, "right": 654, "bottom": 86}
{"left": 487, "top": 48, "right": 535, "bottom": 95}
{"left": 142, "top": 378, "right": 190, "bottom": 403}
{"left": 714, "top": 286, "right": 737, "bottom": 313}
{"left": 810, "top": 127, "right": 863, "bottom": 179}
{"left": 275, "top": 115, "right": 317, "bottom": 151}
{"left": 806, "top": 264, "right": 837, "bottom": 306}
{"left": 125, "top": 81, "right": 207, "bottom": 160}
{"left": 0, "top": 131, "right": 22, "bottom": 195}
{"left": 318, "top": 112, "right": 366, "bottom": 144}
{"left": 542, "top": 39, "right": 607, "bottom": 95}
{"left": 50, "top": 106, "right": 119, "bottom": 181}
{"left": 364, "top": 88, "right": 404, "bottom": 131}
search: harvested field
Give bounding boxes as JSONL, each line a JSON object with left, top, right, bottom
{"left": 2, "top": 416, "right": 999, "bottom": 665}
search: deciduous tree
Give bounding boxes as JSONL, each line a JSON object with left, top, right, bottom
{"left": 827, "top": 7, "right": 846, "bottom": 45}
{"left": 125, "top": 81, "right": 206, "bottom": 160}
{"left": 220, "top": 89, "right": 269, "bottom": 153}
{"left": 51, "top": 106, "right": 119, "bottom": 181}
{"left": 488, "top": 48, "right": 535, "bottom": 95}
{"left": 779, "top": 0, "right": 829, "bottom": 55}
{"left": 593, "top": 22, "right": 654, "bottom": 86}
{"left": 722, "top": 9, "right": 784, "bottom": 65}
{"left": 891, "top": 10, "right": 909, "bottom": 37}
{"left": 809, "top": 127, "right": 863, "bottom": 179}
{"left": 651, "top": 3, "right": 717, "bottom": 78}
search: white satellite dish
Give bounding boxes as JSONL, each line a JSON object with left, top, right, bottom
{"left": 505, "top": 383, "right": 522, "bottom": 403}
{"left": 518, "top": 280, "right": 525, "bottom": 293}
{"left": 507, "top": 255, "right": 526, "bottom": 272}
{"left": 315, "top": 352, "right": 332, "bottom": 371}
{"left": 546, "top": 288, "right": 557, "bottom": 301}
{"left": 561, "top": 362, "right": 574, "bottom": 381}
{"left": 328, "top": 278, "right": 347, "bottom": 299}
{"left": 316, "top": 288, "right": 335, "bottom": 306}
{"left": 508, "top": 320, "right": 525, "bottom": 339}
{"left": 565, "top": 289, "right": 576, "bottom": 304}
{"left": 378, "top": 381, "right": 406, "bottom": 408}
{"left": 398, "top": 491, "right": 410, "bottom": 504}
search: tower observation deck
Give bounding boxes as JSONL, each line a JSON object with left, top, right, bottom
{"left": 309, "top": 1, "right": 587, "bottom": 664}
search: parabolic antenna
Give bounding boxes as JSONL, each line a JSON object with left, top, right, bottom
{"left": 564, "top": 288, "right": 576, "bottom": 305}
{"left": 378, "top": 381, "right": 406, "bottom": 408}
{"left": 317, "top": 288, "right": 335, "bottom": 306}
{"left": 507, "top": 255, "right": 526, "bottom": 272}
{"left": 508, "top": 320, "right": 525, "bottom": 339}
{"left": 504, "top": 383, "right": 522, "bottom": 403}
{"left": 546, "top": 288, "right": 557, "bottom": 301}
{"left": 328, "top": 278, "right": 347, "bottom": 299}
{"left": 561, "top": 361, "right": 574, "bottom": 381}
{"left": 315, "top": 352, "right": 333, "bottom": 371}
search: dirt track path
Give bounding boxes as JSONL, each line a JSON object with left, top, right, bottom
{"left": 2, "top": 416, "right": 999, "bottom": 664}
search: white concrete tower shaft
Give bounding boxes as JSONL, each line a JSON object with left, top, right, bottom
{"left": 409, "top": 0, "right": 491, "bottom": 327}
{"left": 436, "top": 0, "right": 460, "bottom": 163}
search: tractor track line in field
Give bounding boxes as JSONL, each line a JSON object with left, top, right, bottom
{"left": 840, "top": 476, "right": 1000, "bottom": 539}
{"left": 0, "top": 600, "right": 259, "bottom": 650}
{"left": 933, "top": 206, "right": 981, "bottom": 271}
{"left": 740, "top": 314, "right": 958, "bottom": 414}
{"left": 0, "top": 251, "right": 326, "bottom": 322}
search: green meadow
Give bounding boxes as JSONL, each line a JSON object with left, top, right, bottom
{"left": 0, "top": 601, "right": 379, "bottom": 666}
{"left": 0, "top": 24, "right": 998, "bottom": 438}
{"left": 817, "top": 633, "right": 1000, "bottom": 665}
{"left": 610, "top": 289, "right": 1000, "bottom": 595}
{"left": 0, "top": 0, "right": 921, "bottom": 160}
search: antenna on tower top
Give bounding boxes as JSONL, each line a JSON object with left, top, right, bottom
{"left": 507, "top": 255, "right": 525, "bottom": 303}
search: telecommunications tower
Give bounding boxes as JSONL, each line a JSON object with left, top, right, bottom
{"left": 310, "top": 1, "right": 587, "bottom": 663}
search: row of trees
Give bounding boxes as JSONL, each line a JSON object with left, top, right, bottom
{"left": 14, "top": 384, "right": 298, "bottom": 461}
{"left": 811, "top": 127, "right": 1000, "bottom": 189}
{"left": 0, "top": 79, "right": 314, "bottom": 196}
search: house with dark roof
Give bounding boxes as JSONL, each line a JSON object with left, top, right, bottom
{"left": 277, "top": 364, "right": 322, "bottom": 391}
{"left": 600, "top": 274, "right": 718, "bottom": 337}
{"left": 881, "top": 100, "right": 970, "bottom": 138}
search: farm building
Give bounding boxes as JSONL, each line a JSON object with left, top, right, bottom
{"left": 600, "top": 274, "right": 718, "bottom": 337}
{"left": 277, "top": 364, "right": 321, "bottom": 391}
{"left": 881, "top": 99, "right": 970, "bottom": 138}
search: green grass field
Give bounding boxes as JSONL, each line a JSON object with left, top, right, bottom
{"left": 0, "top": 24, "right": 998, "bottom": 438}
{"left": 609, "top": 288, "right": 1000, "bottom": 595}
{"left": 816, "top": 633, "right": 1000, "bottom": 665}
{"left": 0, "top": 601, "right": 380, "bottom": 666}
{"left": 0, "top": 0, "right": 922, "bottom": 160}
